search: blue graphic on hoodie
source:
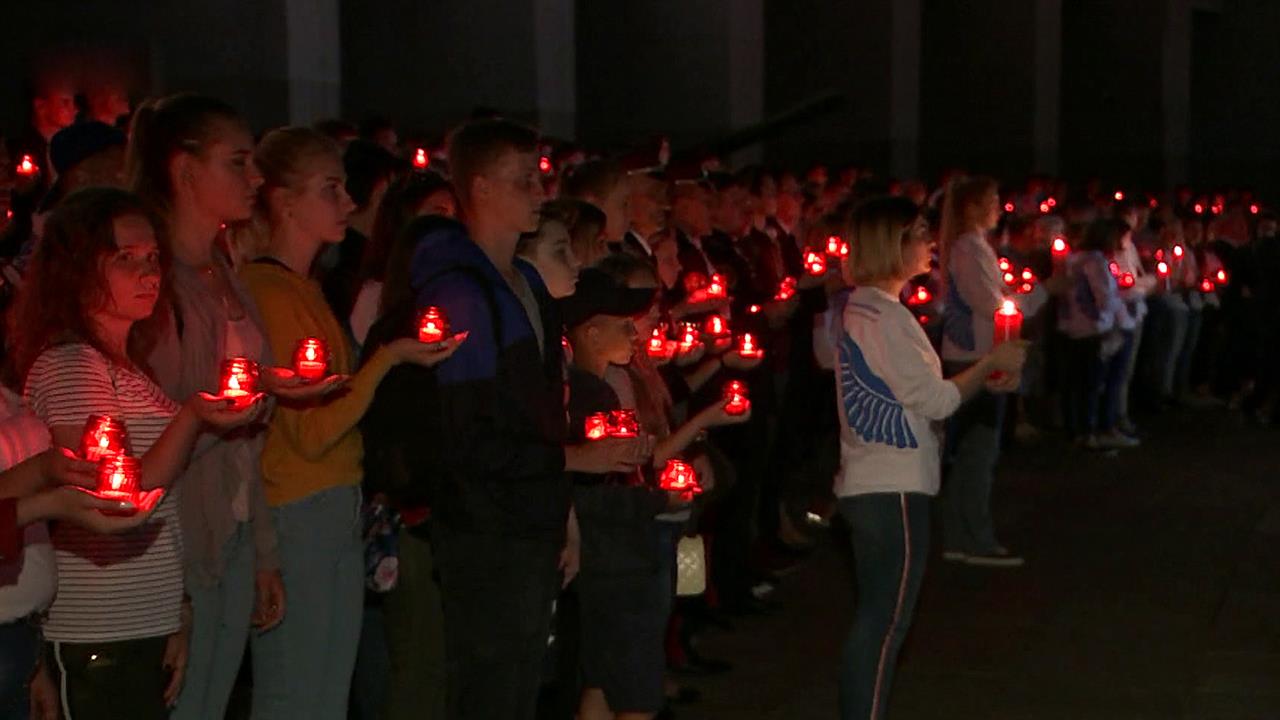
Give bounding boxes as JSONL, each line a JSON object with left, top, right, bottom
{"left": 942, "top": 281, "right": 976, "bottom": 351}
{"left": 838, "top": 334, "right": 919, "bottom": 449}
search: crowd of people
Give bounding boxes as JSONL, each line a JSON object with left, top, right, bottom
{"left": 0, "top": 75, "right": 1272, "bottom": 720}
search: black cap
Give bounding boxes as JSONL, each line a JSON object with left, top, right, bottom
{"left": 50, "top": 121, "right": 126, "bottom": 176}
{"left": 560, "top": 268, "right": 656, "bottom": 329}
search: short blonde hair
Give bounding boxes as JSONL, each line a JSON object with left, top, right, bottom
{"left": 849, "top": 196, "right": 921, "bottom": 284}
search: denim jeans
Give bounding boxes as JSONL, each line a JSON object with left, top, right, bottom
{"left": 1102, "top": 332, "right": 1137, "bottom": 432}
{"left": 251, "top": 485, "right": 363, "bottom": 720}
{"left": 0, "top": 619, "right": 39, "bottom": 719}
{"left": 942, "top": 361, "right": 1006, "bottom": 555}
{"left": 172, "top": 522, "right": 255, "bottom": 720}
{"left": 838, "top": 493, "right": 931, "bottom": 720}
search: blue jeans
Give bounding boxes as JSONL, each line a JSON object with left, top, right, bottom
{"left": 942, "top": 361, "right": 1006, "bottom": 554}
{"left": 251, "top": 485, "right": 363, "bottom": 720}
{"left": 173, "top": 522, "right": 255, "bottom": 720}
{"left": 1102, "top": 332, "right": 1136, "bottom": 432}
{"left": 838, "top": 493, "right": 931, "bottom": 720}
{"left": 0, "top": 619, "right": 39, "bottom": 719}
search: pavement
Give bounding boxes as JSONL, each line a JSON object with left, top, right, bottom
{"left": 687, "top": 408, "right": 1280, "bottom": 720}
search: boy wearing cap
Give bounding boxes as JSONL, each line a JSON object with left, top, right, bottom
{"left": 562, "top": 267, "right": 685, "bottom": 720}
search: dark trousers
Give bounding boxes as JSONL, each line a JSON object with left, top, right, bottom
{"left": 47, "top": 635, "right": 170, "bottom": 720}
{"left": 838, "top": 493, "right": 931, "bottom": 720}
{"left": 432, "top": 529, "right": 562, "bottom": 720}
{"left": 942, "top": 361, "right": 1006, "bottom": 555}
{"left": 1061, "top": 336, "right": 1104, "bottom": 438}
{"left": 0, "top": 619, "right": 39, "bottom": 720}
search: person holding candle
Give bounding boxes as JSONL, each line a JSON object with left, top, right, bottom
{"left": 9, "top": 186, "right": 266, "bottom": 720}
{"left": 1112, "top": 200, "right": 1156, "bottom": 436}
{"left": 938, "top": 176, "right": 1047, "bottom": 568}
{"left": 560, "top": 267, "right": 689, "bottom": 720}
{"left": 836, "top": 196, "right": 1026, "bottom": 720}
{"left": 126, "top": 93, "right": 341, "bottom": 720}
{"left": 1057, "top": 218, "right": 1140, "bottom": 449}
{"left": 403, "top": 119, "right": 640, "bottom": 719}
{"left": 239, "top": 127, "right": 463, "bottom": 720}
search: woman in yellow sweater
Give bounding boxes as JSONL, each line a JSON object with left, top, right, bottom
{"left": 241, "top": 127, "right": 461, "bottom": 719}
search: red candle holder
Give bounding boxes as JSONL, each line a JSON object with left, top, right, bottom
{"left": 1156, "top": 261, "right": 1170, "bottom": 278}
{"left": 737, "top": 333, "right": 764, "bottom": 360}
{"left": 704, "top": 314, "right": 729, "bottom": 339}
{"left": 412, "top": 148, "right": 429, "bottom": 169}
{"left": 774, "top": 276, "right": 798, "bottom": 301}
{"left": 1172, "top": 244, "right": 1185, "bottom": 261}
{"left": 682, "top": 272, "right": 708, "bottom": 296}
{"left": 993, "top": 300, "right": 1023, "bottom": 345}
{"left": 94, "top": 454, "right": 142, "bottom": 511}
{"left": 906, "top": 285, "right": 932, "bottom": 306}
{"left": 748, "top": 304, "right": 762, "bottom": 314}
{"left": 584, "top": 413, "right": 609, "bottom": 441}
{"left": 722, "top": 380, "right": 751, "bottom": 416}
{"left": 219, "top": 358, "right": 260, "bottom": 410}
{"left": 646, "top": 327, "right": 668, "bottom": 358}
{"left": 825, "top": 235, "right": 849, "bottom": 259}
{"left": 293, "top": 337, "right": 329, "bottom": 382}
{"left": 418, "top": 306, "right": 449, "bottom": 344}
{"left": 804, "top": 251, "right": 827, "bottom": 276}
{"left": 606, "top": 410, "right": 639, "bottom": 438}
{"left": 1215, "top": 269, "right": 1228, "bottom": 285}
{"left": 706, "top": 273, "right": 727, "bottom": 299}
{"left": 677, "top": 322, "right": 700, "bottom": 354}
{"left": 15, "top": 154, "right": 37, "bottom": 178}
{"left": 1200, "top": 278, "right": 1216, "bottom": 293}
{"left": 1118, "top": 272, "right": 1136, "bottom": 289}
{"left": 80, "top": 415, "right": 128, "bottom": 462}
{"left": 998, "top": 257, "right": 1012, "bottom": 273}
{"left": 658, "top": 459, "right": 702, "bottom": 496}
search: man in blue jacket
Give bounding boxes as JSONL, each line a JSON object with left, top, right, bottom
{"left": 406, "top": 119, "right": 642, "bottom": 719}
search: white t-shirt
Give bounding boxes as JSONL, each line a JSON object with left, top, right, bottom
{"left": 835, "top": 287, "right": 961, "bottom": 498}
{"left": 0, "top": 405, "right": 55, "bottom": 623}
{"left": 25, "top": 343, "right": 184, "bottom": 642}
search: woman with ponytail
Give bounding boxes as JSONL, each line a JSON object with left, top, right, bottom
{"left": 937, "top": 177, "right": 1046, "bottom": 568}
{"left": 126, "top": 93, "right": 328, "bottom": 719}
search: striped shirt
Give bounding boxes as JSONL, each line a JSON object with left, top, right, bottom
{"left": 24, "top": 343, "right": 184, "bottom": 642}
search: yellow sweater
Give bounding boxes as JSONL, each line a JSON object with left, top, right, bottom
{"left": 241, "top": 260, "right": 394, "bottom": 506}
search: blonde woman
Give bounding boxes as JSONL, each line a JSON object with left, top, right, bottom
{"left": 835, "top": 196, "right": 1026, "bottom": 720}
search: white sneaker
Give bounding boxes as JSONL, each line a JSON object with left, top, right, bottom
{"left": 1096, "top": 430, "right": 1140, "bottom": 449}
{"left": 963, "top": 550, "right": 1025, "bottom": 568}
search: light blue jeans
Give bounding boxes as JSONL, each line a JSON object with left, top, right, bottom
{"left": 251, "top": 485, "right": 363, "bottom": 719}
{"left": 172, "top": 522, "right": 255, "bottom": 720}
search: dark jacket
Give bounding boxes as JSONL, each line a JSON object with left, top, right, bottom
{"left": 567, "top": 366, "right": 667, "bottom": 580}
{"left": 362, "top": 219, "right": 569, "bottom": 541}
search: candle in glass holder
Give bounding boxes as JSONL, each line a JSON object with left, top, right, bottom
{"left": 1172, "top": 244, "right": 1185, "bottom": 261}
{"left": 293, "top": 337, "right": 328, "bottom": 382}
{"left": 705, "top": 274, "right": 727, "bottom": 299}
{"left": 682, "top": 272, "right": 708, "bottom": 296}
{"left": 677, "top": 322, "right": 700, "bottom": 354}
{"left": 418, "top": 306, "right": 449, "bottom": 343}
{"left": 1051, "top": 237, "right": 1070, "bottom": 257}
{"left": 998, "top": 257, "right": 1012, "bottom": 273}
{"left": 774, "top": 276, "right": 798, "bottom": 301}
{"left": 96, "top": 454, "right": 141, "bottom": 506}
{"left": 906, "top": 285, "right": 932, "bottom": 306}
{"left": 993, "top": 299, "right": 1023, "bottom": 345}
{"left": 658, "top": 459, "right": 702, "bottom": 496}
{"left": 1199, "top": 278, "right": 1215, "bottom": 293}
{"left": 737, "top": 333, "right": 764, "bottom": 360}
{"left": 722, "top": 380, "right": 751, "bottom": 416}
{"left": 704, "top": 314, "right": 729, "bottom": 339}
{"left": 1215, "top": 269, "right": 1228, "bottom": 285}
{"left": 412, "top": 148, "right": 429, "bottom": 169}
{"left": 1118, "top": 272, "right": 1136, "bottom": 289}
{"left": 606, "top": 410, "right": 639, "bottom": 438}
{"left": 646, "top": 327, "right": 669, "bottom": 358}
{"left": 219, "top": 358, "right": 260, "bottom": 410}
{"left": 81, "top": 415, "right": 128, "bottom": 462}
{"left": 584, "top": 413, "right": 609, "bottom": 441}
{"left": 15, "top": 154, "right": 37, "bottom": 177}
{"left": 804, "top": 251, "right": 827, "bottom": 276}
{"left": 825, "top": 235, "right": 849, "bottom": 259}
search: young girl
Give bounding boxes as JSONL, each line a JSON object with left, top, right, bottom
{"left": 241, "top": 127, "right": 462, "bottom": 719}
{"left": 938, "top": 177, "right": 1044, "bottom": 567}
{"left": 1058, "top": 218, "right": 1138, "bottom": 449}
{"left": 12, "top": 187, "right": 263, "bottom": 719}
{"left": 837, "top": 196, "right": 1025, "bottom": 720}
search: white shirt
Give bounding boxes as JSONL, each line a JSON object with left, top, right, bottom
{"left": 1057, "top": 251, "right": 1132, "bottom": 339}
{"left": 835, "top": 287, "right": 961, "bottom": 498}
{"left": 942, "top": 232, "right": 1047, "bottom": 362}
{"left": 0, "top": 404, "right": 55, "bottom": 623}
{"left": 1113, "top": 239, "right": 1152, "bottom": 324}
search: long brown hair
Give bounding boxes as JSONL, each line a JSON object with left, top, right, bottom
{"left": 7, "top": 187, "right": 168, "bottom": 386}
{"left": 125, "top": 93, "right": 243, "bottom": 211}
{"left": 937, "top": 175, "right": 997, "bottom": 288}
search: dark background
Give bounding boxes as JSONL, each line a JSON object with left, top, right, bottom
{"left": 2, "top": 0, "right": 1277, "bottom": 194}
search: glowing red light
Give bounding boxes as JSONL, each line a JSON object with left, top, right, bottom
{"left": 774, "top": 276, "right": 798, "bottom": 301}
{"left": 413, "top": 148, "right": 429, "bottom": 169}
{"left": 917, "top": 314, "right": 929, "bottom": 325}
{"left": 15, "top": 154, "right": 37, "bottom": 177}
{"left": 1119, "top": 272, "right": 1135, "bottom": 289}
{"left": 658, "top": 459, "right": 702, "bottom": 495}
{"left": 1149, "top": 198, "right": 1159, "bottom": 209}
{"left": 906, "top": 285, "right": 932, "bottom": 306}
{"left": 1156, "top": 261, "right": 1170, "bottom": 277}
{"left": 606, "top": 409, "right": 639, "bottom": 438}
{"left": 1039, "top": 201, "right": 1050, "bottom": 214}
{"left": 1021, "top": 268, "right": 1035, "bottom": 282}
{"left": 1004, "top": 201, "right": 1015, "bottom": 213}
{"left": 1200, "top": 278, "right": 1215, "bottom": 293}
{"left": 994, "top": 300, "right": 1023, "bottom": 345}
{"left": 1109, "top": 261, "right": 1122, "bottom": 277}
{"left": 293, "top": 337, "right": 329, "bottom": 382}
{"left": 219, "top": 358, "right": 260, "bottom": 410}
{"left": 804, "top": 251, "right": 827, "bottom": 276}
{"left": 1216, "top": 269, "right": 1228, "bottom": 285}
{"left": 584, "top": 413, "right": 608, "bottom": 440}
{"left": 81, "top": 415, "right": 128, "bottom": 463}
{"left": 748, "top": 304, "right": 761, "bottom": 314}
{"left": 95, "top": 454, "right": 141, "bottom": 503}
{"left": 1173, "top": 245, "right": 1184, "bottom": 260}
{"left": 1003, "top": 271, "right": 1016, "bottom": 286}
{"left": 1114, "top": 190, "right": 1125, "bottom": 201}
{"left": 737, "top": 333, "right": 764, "bottom": 360}
{"left": 1051, "top": 237, "right": 1070, "bottom": 256}
{"left": 998, "top": 257, "right": 1012, "bottom": 272}
{"left": 1047, "top": 197, "right": 1057, "bottom": 208}
{"left": 539, "top": 155, "right": 553, "bottom": 174}
{"left": 704, "top": 314, "right": 730, "bottom": 338}
{"left": 722, "top": 380, "right": 750, "bottom": 416}
{"left": 705, "top": 273, "right": 727, "bottom": 298}
{"left": 418, "top": 306, "right": 449, "bottom": 343}
{"left": 1251, "top": 204, "right": 1260, "bottom": 215}
{"left": 1194, "top": 203, "right": 1204, "bottom": 215}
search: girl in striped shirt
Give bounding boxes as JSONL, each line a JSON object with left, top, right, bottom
{"left": 10, "top": 187, "right": 263, "bottom": 720}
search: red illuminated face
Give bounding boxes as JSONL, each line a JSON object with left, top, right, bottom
{"left": 525, "top": 219, "right": 580, "bottom": 299}
{"left": 185, "top": 121, "right": 264, "bottom": 223}
{"left": 474, "top": 150, "right": 545, "bottom": 235}
{"left": 284, "top": 154, "right": 356, "bottom": 244}
{"left": 98, "top": 214, "right": 162, "bottom": 323}
{"left": 35, "top": 89, "right": 77, "bottom": 132}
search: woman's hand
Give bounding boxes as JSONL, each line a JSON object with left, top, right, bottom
{"left": 673, "top": 342, "right": 707, "bottom": 368}
{"left": 386, "top": 333, "right": 468, "bottom": 369}
{"left": 41, "top": 446, "right": 97, "bottom": 489}
{"left": 262, "top": 366, "right": 350, "bottom": 401}
{"left": 252, "top": 569, "right": 286, "bottom": 632}
{"left": 21, "top": 486, "right": 166, "bottom": 533}
{"left": 163, "top": 613, "right": 191, "bottom": 708}
{"left": 722, "top": 352, "right": 763, "bottom": 372}
{"left": 28, "top": 657, "right": 58, "bottom": 720}
{"left": 189, "top": 392, "right": 267, "bottom": 429}
{"left": 695, "top": 402, "right": 752, "bottom": 429}
{"left": 565, "top": 438, "right": 645, "bottom": 474}
{"left": 987, "top": 340, "right": 1029, "bottom": 374}
{"left": 984, "top": 371, "right": 1022, "bottom": 394}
